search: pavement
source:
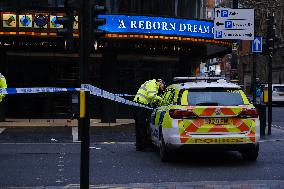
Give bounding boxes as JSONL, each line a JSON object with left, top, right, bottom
{"left": 0, "top": 119, "right": 134, "bottom": 127}
{"left": 3, "top": 180, "right": 284, "bottom": 189}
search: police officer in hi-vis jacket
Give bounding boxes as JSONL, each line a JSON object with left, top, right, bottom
{"left": 133, "top": 79, "right": 165, "bottom": 151}
{"left": 0, "top": 73, "right": 7, "bottom": 121}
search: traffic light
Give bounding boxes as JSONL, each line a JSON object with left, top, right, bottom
{"left": 267, "top": 15, "right": 275, "bottom": 51}
{"left": 56, "top": 12, "right": 74, "bottom": 50}
{"left": 263, "top": 15, "right": 275, "bottom": 54}
{"left": 93, "top": 5, "right": 106, "bottom": 37}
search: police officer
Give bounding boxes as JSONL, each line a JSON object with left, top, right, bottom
{"left": 133, "top": 79, "right": 165, "bottom": 151}
{"left": 0, "top": 73, "right": 7, "bottom": 121}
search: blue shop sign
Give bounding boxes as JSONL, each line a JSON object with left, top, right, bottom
{"left": 98, "top": 15, "right": 214, "bottom": 38}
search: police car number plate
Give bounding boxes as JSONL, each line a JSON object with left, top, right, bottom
{"left": 205, "top": 118, "right": 228, "bottom": 125}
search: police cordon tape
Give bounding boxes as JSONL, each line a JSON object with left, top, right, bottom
{"left": 0, "top": 85, "right": 151, "bottom": 109}
{"left": 0, "top": 87, "right": 79, "bottom": 94}
{"left": 82, "top": 84, "right": 152, "bottom": 109}
{"left": 0, "top": 87, "right": 134, "bottom": 96}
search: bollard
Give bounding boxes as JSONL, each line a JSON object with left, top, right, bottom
{"left": 255, "top": 103, "right": 266, "bottom": 136}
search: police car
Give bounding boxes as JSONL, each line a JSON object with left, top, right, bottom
{"left": 150, "top": 77, "right": 260, "bottom": 162}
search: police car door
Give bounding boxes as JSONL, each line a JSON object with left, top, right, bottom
{"left": 150, "top": 88, "right": 175, "bottom": 145}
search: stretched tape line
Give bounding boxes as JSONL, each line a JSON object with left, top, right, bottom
{"left": 82, "top": 84, "right": 152, "bottom": 109}
{"left": 0, "top": 85, "right": 150, "bottom": 109}
{"left": 0, "top": 87, "right": 80, "bottom": 94}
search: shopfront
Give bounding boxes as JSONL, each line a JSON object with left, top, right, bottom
{"left": 0, "top": 1, "right": 231, "bottom": 120}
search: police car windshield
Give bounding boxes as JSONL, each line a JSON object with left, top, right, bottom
{"left": 186, "top": 89, "right": 244, "bottom": 106}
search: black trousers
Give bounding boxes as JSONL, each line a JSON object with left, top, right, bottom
{"left": 0, "top": 100, "right": 5, "bottom": 121}
{"left": 133, "top": 106, "right": 151, "bottom": 149}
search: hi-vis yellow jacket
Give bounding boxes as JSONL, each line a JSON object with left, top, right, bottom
{"left": 0, "top": 73, "right": 7, "bottom": 103}
{"left": 134, "top": 79, "right": 162, "bottom": 105}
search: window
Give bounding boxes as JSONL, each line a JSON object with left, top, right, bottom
{"left": 48, "top": 0, "right": 65, "bottom": 7}
{"left": 184, "top": 89, "right": 245, "bottom": 106}
{"left": 104, "top": 0, "right": 199, "bottom": 19}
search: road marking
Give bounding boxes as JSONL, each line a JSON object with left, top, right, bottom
{"left": 63, "top": 180, "right": 284, "bottom": 189}
{"left": 0, "top": 142, "right": 135, "bottom": 145}
{"left": 0, "top": 142, "right": 134, "bottom": 145}
{"left": 272, "top": 124, "right": 284, "bottom": 130}
{"left": 72, "top": 127, "right": 79, "bottom": 142}
{"left": 99, "top": 142, "right": 135, "bottom": 145}
{"left": 56, "top": 152, "right": 66, "bottom": 185}
{"left": 90, "top": 147, "right": 101, "bottom": 150}
{"left": 0, "top": 142, "right": 78, "bottom": 145}
{"left": 0, "top": 128, "right": 5, "bottom": 134}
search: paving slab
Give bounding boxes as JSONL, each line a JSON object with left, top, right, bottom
{"left": 4, "top": 180, "right": 284, "bottom": 189}
{"left": 0, "top": 119, "right": 134, "bottom": 127}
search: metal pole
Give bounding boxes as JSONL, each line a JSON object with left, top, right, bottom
{"left": 64, "top": 0, "right": 74, "bottom": 51}
{"left": 268, "top": 51, "right": 272, "bottom": 135}
{"left": 233, "top": 0, "right": 238, "bottom": 8}
{"left": 67, "top": 10, "right": 74, "bottom": 51}
{"left": 252, "top": 53, "right": 256, "bottom": 104}
{"left": 267, "top": 14, "right": 274, "bottom": 135}
{"left": 229, "top": 0, "right": 238, "bottom": 81}
{"left": 79, "top": 0, "right": 90, "bottom": 188}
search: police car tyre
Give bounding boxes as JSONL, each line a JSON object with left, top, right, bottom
{"left": 159, "top": 134, "right": 170, "bottom": 162}
{"left": 240, "top": 144, "right": 259, "bottom": 161}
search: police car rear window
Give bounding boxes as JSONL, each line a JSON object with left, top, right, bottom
{"left": 185, "top": 89, "right": 244, "bottom": 106}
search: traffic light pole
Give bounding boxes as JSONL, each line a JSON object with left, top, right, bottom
{"left": 267, "top": 14, "right": 274, "bottom": 135}
{"left": 268, "top": 46, "right": 272, "bottom": 135}
{"left": 66, "top": 9, "right": 74, "bottom": 51}
{"left": 230, "top": 0, "right": 238, "bottom": 80}
{"left": 79, "top": 0, "right": 90, "bottom": 188}
{"left": 252, "top": 53, "right": 256, "bottom": 104}
{"left": 233, "top": 0, "right": 238, "bottom": 9}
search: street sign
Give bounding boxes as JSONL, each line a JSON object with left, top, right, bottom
{"left": 214, "top": 8, "right": 254, "bottom": 40}
{"left": 252, "top": 36, "right": 262, "bottom": 52}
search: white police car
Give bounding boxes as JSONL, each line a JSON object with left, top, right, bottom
{"left": 150, "top": 77, "right": 260, "bottom": 162}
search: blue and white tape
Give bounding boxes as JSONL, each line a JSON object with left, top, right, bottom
{"left": 0, "top": 87, "right": 133, "bottom": 96}
{"left": 0, "top": 86, "right": 150, "bottom": 109}
{"left": 0, "top": 87, "right": 80, "bottom": 94}
{"left": 82, "top": 84, "right": 152, "bottom": 109}
{"left": 115, "top": 94, "right": 134, "bottom": 97}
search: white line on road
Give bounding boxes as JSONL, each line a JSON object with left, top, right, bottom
{"left": 89, "top": 147, "right": 101, "bottom": 150}
{"left": 72, "top": 127, "right": 79, "bottom": 142}
{"left": 0, "top": 142, "right": 135, "bottom": 145}
{"left": 272, "top": 124, "right": 284, "bottom": 129}
{"left": 0, "top": 128, "right": 5, "bottom": 134}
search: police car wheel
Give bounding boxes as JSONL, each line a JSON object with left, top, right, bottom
{"left": 159, "top": 134, "right": 170, "bottom": 162}
{"left": 240, "top": 144, "right": 259, "bottom": 161}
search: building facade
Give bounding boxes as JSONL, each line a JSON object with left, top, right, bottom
{"left": 238, "top": 3, "right": 284, "bottom": 94}
{"left": 0, "top": 0, "right": 231, "bottom": 121}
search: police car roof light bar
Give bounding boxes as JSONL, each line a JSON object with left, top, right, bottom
{"left": 173, "top": 77, "right": 225, "bottom": 83}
